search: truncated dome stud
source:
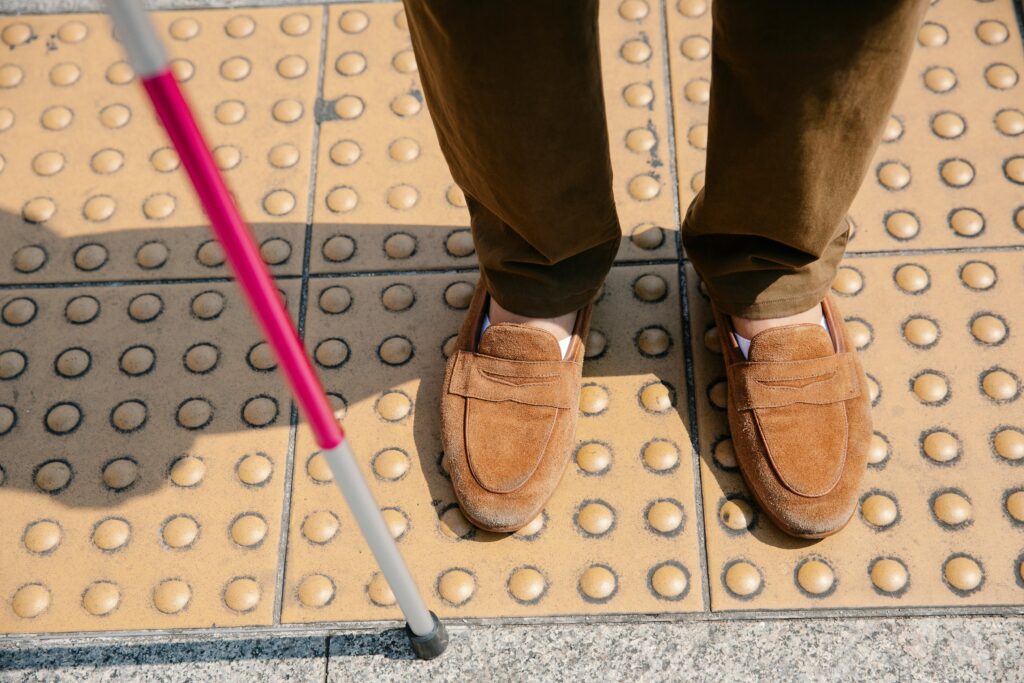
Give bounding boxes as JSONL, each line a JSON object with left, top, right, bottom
{"left": 367, "top": 573, "right": 396, "bottom": 606}
{"left": 579, "top": 384, "right": 610, "bottom": 415}
{"left": 943, "top": 556, "right": 983, "bottom": 594}
{"left": 508, "top": 567, "right": 547, "bottom": 604}
{"left": 576, "top": 442, "right": 612, "bottom": 474}
{"left": 302, "top": 510, "right": 340, "bottom": 544}
{"left": 230, "top": 513, "right": 268, "bottom": 547}
{"left": 12, "top": 585, "right": 50, "bottom": 619}
{"left": 34, "top": 460, "right": 73, "bottom": 493}
{"left": 795, "top": 559, "right": 835, "bottom": 596}
{"left": 177, "top": 398, "right": 213, "bottom": 429}
{"left": 647, "top": 500, "right": 684, "bottom": 535}
{"left": 0, "top": 351, "right": 26, "bottom": 379}
{"left": 650, "top": 563, "right": 689, "bottom": 600}
{"left": 103, "top": 458, "right": 138, "bottom": 490}
{"left": 719, "top": 498, "right": 754, "bottom": 532}
{"left": 223, "top": 578, "right": 261, "bottom": 613}
{"left": 437, "top": 569, "right": 475, "bottom": 606}
{"left": 237, "top": 453, "right": 273, "bottom": 486}
{"left": 305, "top": 453, "right": 333, "bottom": 483}
{"left": 917, "top": 20, "right": 946, "bottom": 45}
{"left": 932, "top": 491, "right": 972, "bottom": 527}
{"left": 169, "top": 455, "right": 205, "bottom": 487}
{"left": 993, "top": 428, "right": 1024, "bottom": 462}
{"left": 723, "top": 561, "right": 762, "bottom": 598}
{"left": 23, "top": 521, "right": 62, "bottom": 554}
{"left": 162, "top": 515, "right": 199, "bottom": 549}
{"left": 83, "top": 582, "right": 121, "bottom": 616}
{"left": 642, "top": 439, "right": 679, "bottom": 472}
{"left": 861, "top": 493, "right": 899, "bottom": 528}
{"left": 712, "top": 439, "right": 736, "bottom": 468}
{"left": 153, "top": 579, "right": 191, "bottom": 614}
{"left": 438, "top": 507, "right": 474, "bottom": 540}
{"left": 576, "top": 501, "right": 616, "bottom": 537}
{"left": 92, "top": 518, "right": 131, "bottom": 551}
{"left": 298, "top": 574, "right": 335, "bottom": 608}
{"left": 870, "top": 559, "right": 909, "bottom": 595}
{"left": 578, "top": 565, "right": 617, "bottom": 602}
{"left": 515, "top": 513, "right": 546, "bottom": 539}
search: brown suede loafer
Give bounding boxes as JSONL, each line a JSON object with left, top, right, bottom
{"left": 713, "top": 295, "right": 872, "bottom": 539}
{"left": 440, "top": 281, "right": 592, "bottom": 532}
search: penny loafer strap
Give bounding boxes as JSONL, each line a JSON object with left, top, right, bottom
{"left": 727, "top": 352, "right": 861, "bottom": 411}
{"left": 448, "top": 350, "right": 579, "bottom": 409}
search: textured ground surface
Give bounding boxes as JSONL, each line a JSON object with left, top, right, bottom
{"left": 0, "top": 0, "right": 1022, "bottom": 679}
{"left": 2, "top": 616, "right": 1024, "bottom": 682}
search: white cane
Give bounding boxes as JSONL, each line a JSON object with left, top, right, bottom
{"left": 104, "top": 0, "right": 448, "bottom": 659}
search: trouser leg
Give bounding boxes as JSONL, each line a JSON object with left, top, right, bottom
{"left": 402, "top": 0, "right": 621, "bottom": 318}
{"left": 683, "top": 0, "right": 929, "bottom": 319}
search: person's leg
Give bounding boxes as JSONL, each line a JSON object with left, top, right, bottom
{"left": 693, "top": 0, "right": 929, "bottom": 539}
{"left": 403, "top": 0, "right": 618, "bottom": 532}
{"left": 683, "top": 0, "right": 929, "bottom": 321}
{"left": 403, "top": 0, "right": 621, "bottom": 321}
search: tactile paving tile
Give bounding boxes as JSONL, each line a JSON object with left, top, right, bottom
{"left": 2, "top": 0, "right": 1023, "bottom": 641}
{"left": 688, "top": 251, "right": 1024, "bottom": 610}
{"left": 0, "top": 7, "right": 321, "bottom": 283}
{"left": 309, "top": 1, "right": 677, "bottom": 275}
{"left": 281, "top": 264, "right": 703, "bottom": 622}
{"left": 0, "top": 282, "right": 295, "bottom": 633}
{"left": 666, "top": 0, "right": 1024, "bottom": 252}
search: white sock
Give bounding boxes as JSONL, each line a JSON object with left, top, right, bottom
{"left": 481, "top": 313, "right": 572, "bottom": 359}
{"left": 734, "top": 315, "right": 829, "bottom": 360}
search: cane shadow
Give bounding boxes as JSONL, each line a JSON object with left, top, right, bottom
{"left": 0, "top": 212, "right": 451, "bottom": 513}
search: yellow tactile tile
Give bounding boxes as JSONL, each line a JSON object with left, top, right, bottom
{"left": 689, "top": 250, "right": 1024, "bottom": 610}
{"left": 667, "top": 0, "right": 1024, "bottom": 252}
{"left": 665, "top": 0, "right": 711, "bottom": 212}
{"left": 309, "top": 1, "right": 677, "bottom": 275}
{"left": 602, "top": 0, "right": 678, "bottom": 261}
{"left": 281, "top": 264, "right": 702, "bottom": 622}
{"left": 0, "top": 282, "right": 295, "bottom": 633}
{"left": 1, "top": 0, "right": 1022, "bottom": 641}
{"left": 0, "top": 7, "right": 321, "bottom": 283}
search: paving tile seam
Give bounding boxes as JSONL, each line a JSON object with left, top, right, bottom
{"left": 274, "top": 402, "right": 302, "bottom": 627}
{"left": 843, "top": 244, "right": 1024, "bottom": 259}
{"left": 658, "top": 0, "right": 708, "bottom": 612}
{"left": 658, "top": 2, "right": 702, "bottom": 618}
{"left": 0, "top": 276, "right": 262, "bottom": 290}
{"left": 271, "top": 3, "right": 330, "bottom": 629}
{"left": 0, "top": 259, "right": 678, "bottom": 291}
{"left": 655, "top": 0, "right": 682, "bottom": 261}
{"left": 2, "top": 604, "right": 1023, "bottom": 648}
{"left": 1, "top": 239, "right": 1021, "bottom": 292}
{"left": 5, "top": 243, "right": 1024, "bottom": 292}
{"left": 676, "top": 261, "right": 710, "bottom": 612}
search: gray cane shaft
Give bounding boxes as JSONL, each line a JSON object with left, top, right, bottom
{"left": 105, "top": 0, "right": 167, "bottom": 77}
{"left": 323, "top": 442, "right": 435, "bottom": 636}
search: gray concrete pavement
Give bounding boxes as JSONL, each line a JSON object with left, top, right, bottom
{"left": 3, "top": 616, "right": 1023, "bottom": 682}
